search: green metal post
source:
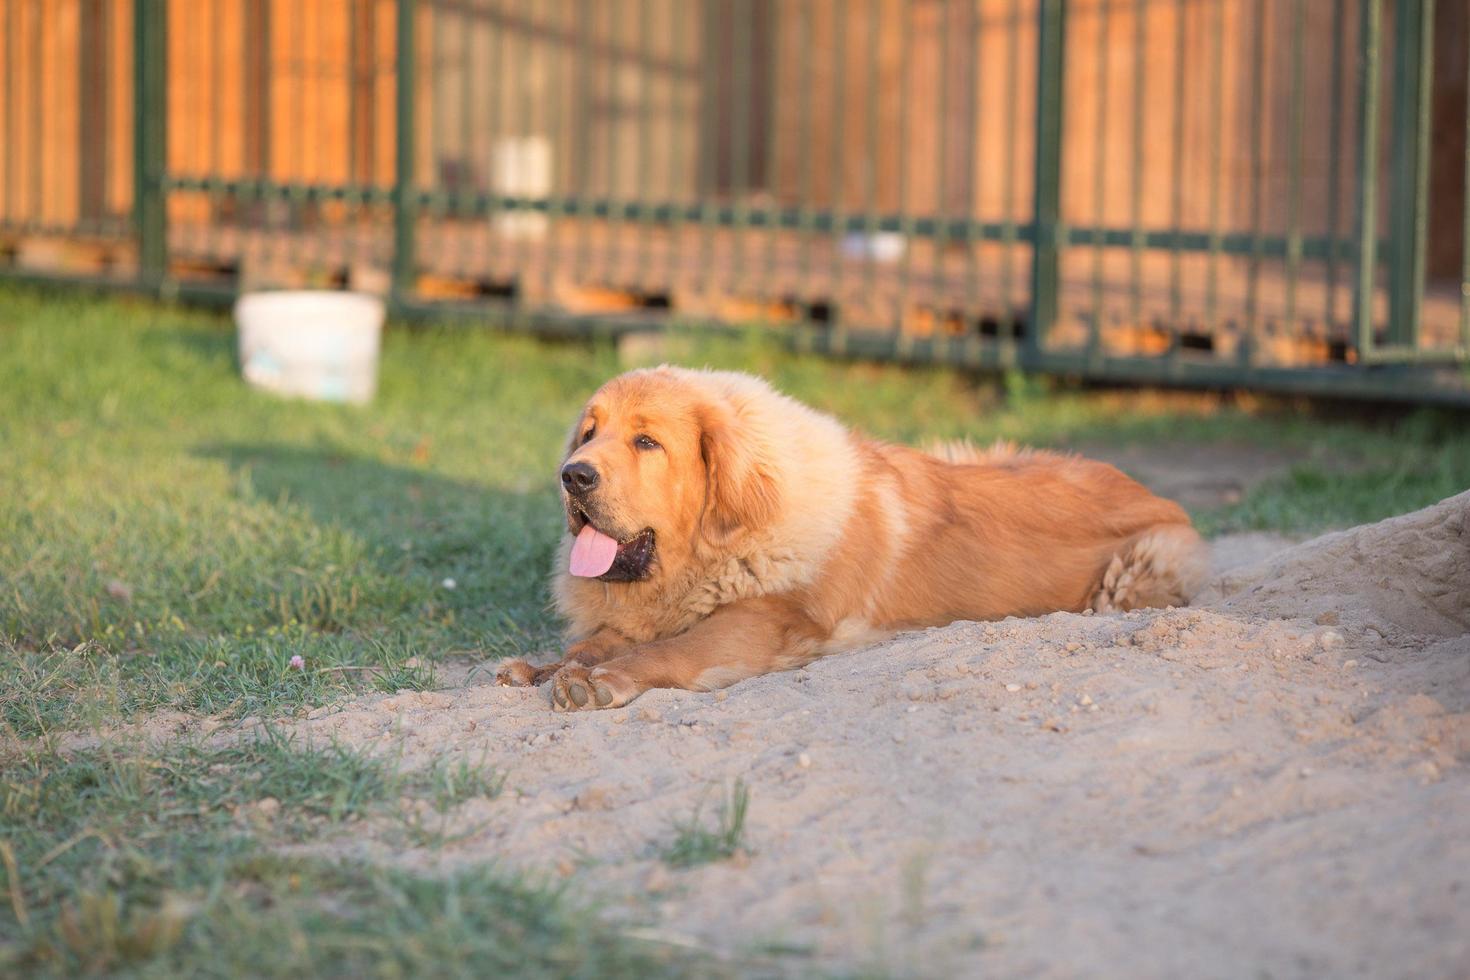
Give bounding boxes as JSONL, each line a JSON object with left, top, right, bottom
{"left": 1385, "top": 0, "right": 1433, "bottom": 349}
{"left": 133, "top": 0, "right": 167, "bottom": 286}
{"left": 1028, "top": 0, "right": 1066, "bottom": 361}
{"left": 1351, "top": 0, "right": 1382, "bottom": 355}
{"left": 393, "top": 0, "right": 418, "bottom": 301}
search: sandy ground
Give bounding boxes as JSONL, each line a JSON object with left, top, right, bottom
{"left": 266, "top": 492, "right": 1469, "bottom": 977}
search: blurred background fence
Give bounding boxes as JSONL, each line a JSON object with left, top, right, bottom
{"left": 1, "top": 0, "right": 1468, "bottom": 401}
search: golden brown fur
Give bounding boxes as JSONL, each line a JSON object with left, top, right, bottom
{"left": 496, "top": 367, "right": 1207, "bottom": 710}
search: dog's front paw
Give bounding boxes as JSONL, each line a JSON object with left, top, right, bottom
{"left": 549, "top": 663, "right": 640, "bottom": 711}
{"left": 494, "top": 659, "right": 541, "bottom": 687}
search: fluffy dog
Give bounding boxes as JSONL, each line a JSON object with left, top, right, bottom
{"left": 496, "top": 367, "right": 1207, "bottom": 710}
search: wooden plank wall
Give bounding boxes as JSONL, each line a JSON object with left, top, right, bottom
{"left": 0, "top": 0, "right": 1464, "bottom": 285}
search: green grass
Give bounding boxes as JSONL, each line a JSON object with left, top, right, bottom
{"left": 662, "top": 780, "right": 752, "bottom": 869}
{"left": 1, "top": 283, "right": 1467, "bottom": 974}
{"left": 0, "top": 735, "right": 693, "bottom": 977}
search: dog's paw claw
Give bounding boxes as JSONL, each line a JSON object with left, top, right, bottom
{"left": 550, "top": 664, "right": 637, "bottom": 711}
{"left": 495, "top": 659, "right": 538, "bottom": 687}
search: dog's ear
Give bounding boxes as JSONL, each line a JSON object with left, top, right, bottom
{"left": 698, "top": 400, "right": 780, "bottom": 545}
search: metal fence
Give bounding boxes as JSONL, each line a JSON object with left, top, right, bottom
{"left": 1, "top": 0, "right": 1468, "bottom": 402}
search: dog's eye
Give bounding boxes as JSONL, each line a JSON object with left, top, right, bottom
{"left": 633, "top": 434, "right": 661, "bottom": 451}
{"left": 581, "top": 425, "right": 595, "bottom": 445}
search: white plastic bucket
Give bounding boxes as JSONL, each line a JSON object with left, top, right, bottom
{"left": 234, "top": 291, "right": 385, "bottom": 405}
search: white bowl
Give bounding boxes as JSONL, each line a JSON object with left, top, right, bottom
{"left": 234, "top": 291, "right": 385, "bottom": 404}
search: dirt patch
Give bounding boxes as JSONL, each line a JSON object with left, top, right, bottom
{"left": 282, "top": 494, "right": 1464, "bottom": 976}
{"left": 1081, "top": 441, "right": 1301, "bottom": 511}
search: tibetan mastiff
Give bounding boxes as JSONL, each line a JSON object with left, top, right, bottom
{"left": 496, "top": 367, "right": 1206, "bottom": 710}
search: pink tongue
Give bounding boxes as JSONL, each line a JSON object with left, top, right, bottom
{"left": 569, "top": 524, "right": 619, "bottom": 578}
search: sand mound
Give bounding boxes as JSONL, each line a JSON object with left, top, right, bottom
{"left": 279, "top": 496, "right": 1469, "bottom": 977}
{"left": 1204, "top": 489, "right": 1469, "bottom": 639}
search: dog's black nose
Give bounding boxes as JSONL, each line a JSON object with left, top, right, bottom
{"left": 560, "top": 461, "right": 599, "bottom": 495}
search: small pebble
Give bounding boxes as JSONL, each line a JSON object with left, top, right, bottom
{"left": 1314, "top": 610, "right": 1339, "bottom": 626}
{"left": 797, "top": 753, "right": 812, "bottom": 768}
{"left": 1341, "top": 659, "right": 1358, "bottom": 670}
{"left": 638, "top": 707, "right": 661, "bottom": 722}
{"left": 1005, "top": 683, "right": 1022, "bottom": 693}
{"left": 1078, "top": 694, "right": 1094, "bottom": 706}
{"left": 1318, "top": 630, "right": 1344, "bottom": 651}
{"left": 441, "top": 578, "right": 457, "bottom": 590}
{"left": 715, "top": 690, "right": 728, "bottom": 702}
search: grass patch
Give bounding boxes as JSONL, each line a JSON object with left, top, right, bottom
{"left": 416, "top": 752, "right": 507, "bottom": 813}
{"left": 0, "top": 735, "right": 688, "bottom": 977}
{"left": 663, "top": 780, "right": 752, "bottom": 869}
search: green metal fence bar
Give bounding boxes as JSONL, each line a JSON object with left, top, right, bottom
{"left": 1169, "top": 0, "right": 1185, "bottom": 330}
{"left": 158, "top": 168, "right": 1383, "bottom": 266}
{"left": 1463, "top": 15, "right": 1470, "bottom": 354}
{"left": 1384, "top": 0, "right": 1433, "bottom": 350}
{"left": 1283, "top": 0, "right": 1306, "bottom": 337}
{"left": 209, "top": 0, "right": 224, "bottom": 258}
{"left": 392, "top": 0, "right": 417, "bottom": 299}
{"left": 931, "top": 0, "right": 950, "bottom": 307}
{"left": 577, "top": 0, "right": 595, "bottom": 281}
{"left": 1091, "top": 0, "right": 1112, "bottom": 356}
{"left": 636, "top": 0, "right": 653, "bottom": 285}
{"left": 796, "top": 0, "right": 814, "bottom": 290}
{"left": 1000, "top": 0, "right": 1020, "bottom": 334}
{"left": 489, "top": 0, "right": 510, "bottom": 268}
{"left": 28, "top": 0, "right": 40, "bottom": 229}
{"left": 1243, "top": 0, "right": 1266, "bottom": 363}
{"left": 453, "top": 1, "right": 473, "bottom": 277}
{"left": 962, "top": 0, "right": 979, "bottom": 329}
{"left": 762, "top": 0, "right": 781, "bottom": 298}
{"left": 515, "top": 0, "right": 535, "bottom": 288}
{"left": 1324, "top": 0, "right": 1346, "bottom": 327}
{"left": 4, "top": 0, "right": 14, "bottom": 224}
{"left": 828, "top": 0, "right": 848, "bottom": 336}
{"left": 545, "top": 0, "right": 568, "bottom": 300}
{"left": 285, "top": 0, "right": 305, "bottom": 275}
{"left": 1128, "top": 0, "right": 1145, "bottom": 333}
{"left": 604, "top": 0, "right": 622, "bottom": 280}
{"left": 731, "top": 0, "right": 753, "bottom": 290}
{"left": 134, "top": 0, "right": 167, "bottom": 284}
{"left": 864, "top": 0, "right": 881, "bottom": 290}
{"left": 1028, "top": 0, "right": 1065, "bottom": 359}
{"left": 697, "top": 1, "right": 717, "bottom": 300}
{"left": 664, "top": 0, "right": 683, "bottom": 291}
{"left": 897, "top": 0, "right": 914, "bottom": 332}
{"left": 1352, "top": 0, "right": 1382, "bottom": 356}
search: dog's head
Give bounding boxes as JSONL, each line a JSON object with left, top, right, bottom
{"left": 558, "top": 367, "right": 780, "bottom": 583}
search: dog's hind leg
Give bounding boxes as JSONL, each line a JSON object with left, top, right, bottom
{"left": 1089, "top": 523, "right": 1208, "bottom": 613}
